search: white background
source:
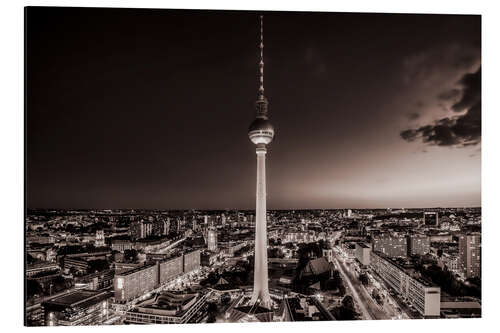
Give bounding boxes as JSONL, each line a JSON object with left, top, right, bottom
{"left": 1, "top": 0, "right": 498, "bottom": 332}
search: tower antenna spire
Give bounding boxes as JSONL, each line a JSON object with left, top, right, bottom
{"left": 258, "top": 14, "right": 265, "bottom": 98}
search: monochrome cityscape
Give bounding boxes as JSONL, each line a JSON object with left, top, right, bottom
{"left": 25, "top": 7, "right": 481, "bottom": 326}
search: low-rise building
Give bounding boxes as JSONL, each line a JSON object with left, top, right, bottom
{"left": 125, "top": 291, "right": 209, "bottom": 324}
{"left": 111, "top": 239, "right": 133, "bottom": 252}
{"left": 42, "top": 290, "right": 111, "bottom": 326}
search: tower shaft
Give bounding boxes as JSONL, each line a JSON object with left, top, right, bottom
{"left": 251, "top": 145, "right": 271, "bottom": 307}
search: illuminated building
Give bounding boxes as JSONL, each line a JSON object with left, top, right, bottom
{"left": 130, "top": 220, "right": 153, "bottom": 240}
{"left": 355, "top": 242, "right": 371, "bottom": 266}
{"left": 183, "top": 249, "right": 201, "bottom": 273}
{"left": 111, "top": 239, "right": 132, "bottom": 252}
{"left": 372, "top": 235, "right": 407, "bottom": 258}
{"left": 159, "top": 255, "right": 183, "bottom": 284}
{"left": 125, "top": 291, "right": 210, "bottom": 324}
{"left": 371, "top": 251, "right": 440, "bottom": 317}
{"left": 407, "top": 235, "right": 430, "bottom": 256}
{"left": 423, "top": 212, "right": 439, "bottom": 226}
{"left": 114, "top": 263, "right": 159, "bottom": 303}
{"left": 458, "top": 233, "right": 481, "bottom": 278}
{"left": 42, "top": 290, "right": 110, "bottom": 326}
{"left": 322, "top": 248, "right": 334, "bottom": 263}
{"left": 207, "top": 227, "right": 217, "bottom": 251}
{"left": 114, "top": 250, "right": 200, "bottom": 303}
{"left": 95, "top": 230, "right": 105, "bottom": 247}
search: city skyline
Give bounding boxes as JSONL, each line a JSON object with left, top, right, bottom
{"left": 26, "top": 8, "right": 481, "bottom": 210}
{"left": 23, "top": 7, "right": 483, "bottom": 327}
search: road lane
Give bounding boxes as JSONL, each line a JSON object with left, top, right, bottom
{"left": 333, "top": 256, "right": 373, "bottom": 320}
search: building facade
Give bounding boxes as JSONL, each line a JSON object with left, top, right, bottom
{"left": 207, "top": 227, "right": 217, "bottom": 251}
{"left": 372, "top": 235, "right": 407, "bottom": 258}
{"left": 114, "top": 263, "right": 159, "bottom": 302}
{"left": 370, "top": 251, "right": 440, "bottom": 317}
{"left": 355, "top": 242, "right": 371, "bottom": 266}
{"left": 458, "top": 233, "right": 481, "bottom": 278}
{"left": 42, "top": 290, "right": 111, "bottom": 326}
{"left": 125, "top": 291, "right": 209, "bottom": 324}
{"left": 114, "top": 250, "right": 201, "bottom": 303}
{"left": 407, "top": 235, "right": 430, "bottom": 256}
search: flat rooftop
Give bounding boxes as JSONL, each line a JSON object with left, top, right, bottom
{"left": 43, "top": 290, "right": 109, "bottom": 309}
{"left": 117, "top": 263, "right": 157, "bottom": 276}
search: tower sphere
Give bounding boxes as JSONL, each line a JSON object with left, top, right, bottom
{"left": 248, "top": 117, "right": 274, "bottom": 145}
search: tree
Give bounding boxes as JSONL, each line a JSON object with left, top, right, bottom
{"left": 338, "top": 284, "right": 346, "bottom": 297}
{"left": 342, "top": 295, "right": 354, "bottom": 310}
{"left": 87, "top": 259, "right": 110, "bottom": 273}
{"left": 268, "top": 247, "right": 284, "bottom": 259}
{"left": 206, "top": 302, "right": 218, "bottom": 323}
{"left": 124, "top": 249, "right": 138, "bottom": 262}
{"left": 26, "top": 279, "right": 43, "bottom": 299}
{"left": 359, "top": 273, "right": 369, "bottom": 286}
{"left": 332, "top": 296, "right": 356, "bottom": 320}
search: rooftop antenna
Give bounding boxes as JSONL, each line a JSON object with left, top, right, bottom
{"left": 258, "top": 15, "right": 265, "bottom": 99}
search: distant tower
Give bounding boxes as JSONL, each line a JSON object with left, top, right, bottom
{"left": 163, "top": 218, "right": 170, "bottom": 235}
{"left": 207, "top": 227, "right": 218, "bottom": 252}
{"left": 95, "top": 230, "right": 105, "bottom": 247}
{"left": 248, "top": 15, "right": 275, "bottom": 308}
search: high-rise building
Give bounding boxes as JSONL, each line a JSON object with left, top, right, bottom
{"left": 183, "top": 250, "right": 201, "bottom": 274}
{"left": 95, "top": 230, "right": 105, "bottom": 247}
{"left": 130, "top": 220, "right": 153, "bottom": 240}
{"left": 372, "top": 235, "right": 407, "bottom": 258}
{"left": 247, "top": 15, "right": 275, "bottom": 309}
{"left": 371, "top": 252, "right": 440, "bottom": 317}
{"left": 355, "top": 242, "right": 371, "bottom": 266}
{"left": 423, "top": 212, "right": 439, "bottom": 226}
{"left": 207, "top": 227, "right": 218, "bottom": 252}
{"left": 322, "top": 248, "right": 333, "bottom": 263}
{"left": 458, "top": 233, "right": 481, "bottom": 278}
{"left": 163, "top": 218, "right": 170, "bottom": 235}
{"left": 407, "top": 235, "right": 430, "bottom": 256}
{"left": 114, "top": 263, "right": 159, "bottom": 303}
{"left": 152, "top": 218, "right": 166, "bottom": 237}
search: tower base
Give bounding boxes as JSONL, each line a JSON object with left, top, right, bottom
{"left": 226, "top": 290, "right": 285, "bottom": 323}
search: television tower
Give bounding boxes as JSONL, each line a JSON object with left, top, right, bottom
{"left": 248, "top": 15, "right": 274, "bottom": 308}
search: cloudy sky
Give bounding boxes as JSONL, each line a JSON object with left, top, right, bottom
{"left": 26, "top": 8, "right": 481, "bottom": 209}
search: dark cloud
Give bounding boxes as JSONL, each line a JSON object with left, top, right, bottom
{"left": 415, "top": 101, "right": 425, "bottom": 108}
{"left": 402, "top": 43, "right": 480, "bottom": 85}
{"left": 400, "top": 67, "right": 481, "bottom": 147}
{"left": 438, "top": 89, "right": 461, "bottom": 101}
{"left": 407, "top": 112, "right": 420, "bottom": 120}
{"left": 452, "top": 68, "right": 481, "bottom": 112}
